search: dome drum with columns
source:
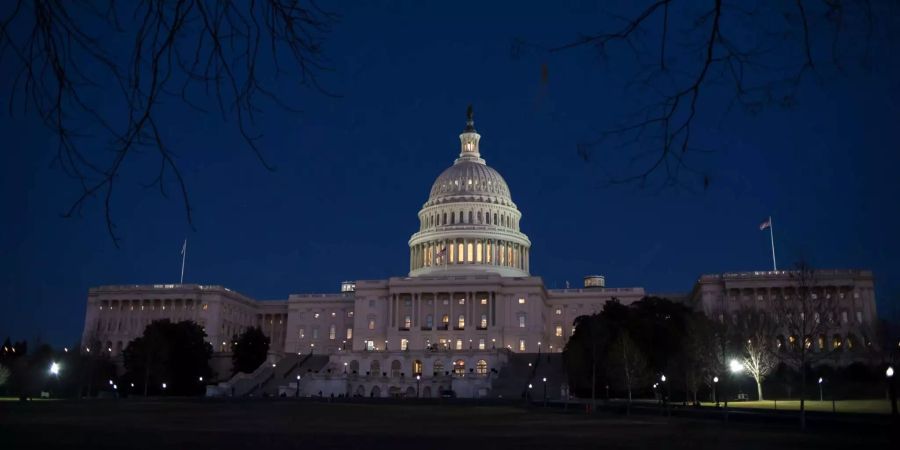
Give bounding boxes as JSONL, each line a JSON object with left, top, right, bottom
{"left": 408, "top": 107, "right": 531, "bottom": 277}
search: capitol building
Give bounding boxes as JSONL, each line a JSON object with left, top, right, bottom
{"left": 81, "top": 109, "right": 879, "bottom": 399}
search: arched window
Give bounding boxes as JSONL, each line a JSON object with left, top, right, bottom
{"left": 476, "top": 241, "right": 483, "bottom": 262}
{"left": 457, "top": 243, "right": 464, "bottom": 262}
{"left": 480, "top": 314, "right": 487, "bottom": 329}
{"left": 468, "top": 211, "right": 473, "bottom": 223}
{"left": 775, "top": 335, "right": 785, "bottom": 351}
{"left": 788, "top": 335, "right": 797, "bottom": 350}
{"left": 413, "top": 360, "right": 423, "bottom": 375}
{"left": 391, "top": 360, "right": 402, "bottom": 377}
{"left": 349, "top": 360, "right": 359, "bottom": 374}
{"left": 457, "top": 314, "right": 465, "bottom": 329}
{"left": 403, "top": 315, "right": 411, "bottom": 329}
{"left": 370, "top": 360, "right": 381, "bottom": 376}
{"left": 433, "top": 360, "right": 444, "bottom": 376}
{"left": 441, "top": 314, "right": 449, "bottom": 330}
{"left": 476, "top": 360, "right": 488, "bottom": 375}
{"left": 467, "top": 242, "right": 473, "bottom": 262}
{"left": 453, "top": 359, "right": 466, "bottom": 376}
{"left": 477, "top": 211, "right": 482, "bottom": 223}
{"left": 832, "top": 334, "right": 843, "bottom": 350}
{"left": 426, "top": 314, "right": 434, "bottom": 329}
{"left": 845, "top": 334, "right": 856, "bottom": 350}
{"left": 329, "top": 324, "right": 336, "bottom": 340}
{"left": 817, "top": 334, "right": 826, "bottom": 351}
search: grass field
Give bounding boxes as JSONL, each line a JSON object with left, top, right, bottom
{"left": 702, "top": 399, "right": 893, "bottom": 414}
{"left": 0, "top": 398, "right": 895, "bottom": 450}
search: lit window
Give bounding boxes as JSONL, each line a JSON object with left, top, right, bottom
{"left": 454, "top": 359, "right": 465, "bottom": 375}
{"left": 480, "top": 314, "right": 487, "bottom": 328}
{"left": 467, "top": 243, "right": 473, "bottom": 262}
{"left": 458, "top": 298, "right": 465, "bottom": 305}
{"left": 346, "top": 328, "right": 353, "bottom": 339}
{"left": 458, "top": 315, "right": 465, "bottom": 329}
{"left": 404, "top": 316, "right": 411, "bottom": 329}
{"left": 478, "top": 339, "right": 485, "bottom": 350}
{"left": 476, "top": 242, "right": 483, "bottom": 262}
{"left": 401, "top": 338, "right": 409, "bottom": 351}
{"left": 456, "top": 339, "right": 463, "bottom": 350}
{"left": 202, "top": 304, "right": 208, "bottom": 310}
{"left": 518, "top": 313, "right": 526, "bottom": 328}
{"left": 518, "top": 298, "right": 525, "bottom": 304}
{"left": 299, "top": 328, "right": 305, "bottom": 339}
{"left": 314, "top": 313, "right": 320, "bottom": 319}
{"left": 555, "top": 308, "right": 562, "bottom": 315}
{"left": 555, "top": 325, "right": 563, "bottom": 337}
{"left": 518, "top": 339, "right": 526, "bottom": 352}
{"left": 331, "top": 312, "right": 336, "bottom": 317}
{"left": 480, "top": 298, "right": 487, "bottom": 305}
{"left": 329, "top": 325, "right": 336, "bottom": 340}
{"left": 476, "top": 360, "right": 488, "bottom": 375}
{"left": 368, "top": 318, "right": 376, "bottom": 330}
{"left": 347, "top": 311, "right": 354, "bottom": 318}
{"left": 441, "top": 314, "right": 449, "bottom": 328}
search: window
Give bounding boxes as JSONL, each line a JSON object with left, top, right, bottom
{"left": 453, "top": 359, "right": 466, "bottom": 375}
{"left": 518, "top": 298, "right": 526, "bottom": 304}
{"left": 476, "top": 360, "right": 488, "bottom": 375}
{"left": 555, "top": 325, "right": 563, "bottom": 337}
{"left": 555, "top": 308, "right": 562, "bottom": 315}
{"left": 480, "top": 314, "right": 487, "bottom": 328}
{"left": 368, "top": 317, "right": 376, "bottom": 330}
{"left": 457, "top": 314, "right": 465, "bottom": 329}
{"left": 299, "top": 328, "right": 306, "bottom": 339}
{"left": 329, "top": 325, "right": 336, "bottom": 340}
{"left": 478, "top": 338, "right": 485, "bottom": 350}
{"left": 856, "top": 311, "right": 863, "bottom": 323}
{"left": 518, "top": 339, "right": 526, "bottom": 352}
{"left": 347, "top": 310, "right": 354, "bottom": 318}
{"left": 441, "top": 314, "right": 449, "bottom": 328}
{"left": 365, "top": 340, "right": 375, "bottom": 351}
{"left": 456, "top": 339, "right": 463, "bottom": 350}
{"left": 314, "top": 313, "right": 320, "bottom": 319}
{"left": 346, "top": 328, "right": 353, "bottom": 339}
{"left": 403, "top": 315, "right": 411, "bottom": 329}
{"left": 841, "top": 311, "right": 848, "bottom": 323}
{"left": 368, "top": 299, "right": 375, "bottom": 308}
{"left": 413, "top": 360, "right": 423, "bottom": 375}
{"left": 480, "top": 298, "right": 487, "bottom": 305}
{"left": 426, "top": 314, "right": 434, "bottom": 328}
{"left": 467, "top": 242, "right": 473, "bottom": 262}
{"left": 312, "top": 327, "right": 319, "bottom": 340}
{"left": 518, "top": 313, "right": 526, "bottom": 328}
{"left": 433, "top": 360, "right": 445, "bottom": 376}
{"left": 458, "top": 298, "right": 465, "bottom": 305}
{"left": 401, "top": 338, "right": 409, "bottom": 351}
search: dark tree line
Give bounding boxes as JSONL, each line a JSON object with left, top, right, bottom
{"left": 564, "top": 291, "right": 896, "bottom": 416}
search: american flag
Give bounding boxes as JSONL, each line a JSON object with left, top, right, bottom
{"left": 759, "top": 217, "right": 772, "bottom": 231}
{"left": 435, "top": 247, "right": 447, "bottom": 263}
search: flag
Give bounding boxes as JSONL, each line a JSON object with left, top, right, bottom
{"left": 435, "top": 247, "right": 447, "bottom": 261}
{"left": 181, "top": 240, "right": 187, "bottom": 255}
{"left": 759, "top": 217, "right": 771, "bottom": 231}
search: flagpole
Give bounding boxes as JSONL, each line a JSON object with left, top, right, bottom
{"left": 180, "top": 239, "right": 187, "bottom": 284}
{"left": 768, "top": 217, "right": 777, "bottom": 272}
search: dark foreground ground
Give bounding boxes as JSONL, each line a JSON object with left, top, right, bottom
{"left": 1, "top": 398, "right": 895, "bottom": 450}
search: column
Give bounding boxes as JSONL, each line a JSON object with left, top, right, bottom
{"left": 433, "top": 293, "right": 437, "bottom": 329}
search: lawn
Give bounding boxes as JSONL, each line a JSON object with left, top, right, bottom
{"left": 702, "top": 399, "right": 893, "bottom": 414}
{"left": 0, "top": 398, "right": 894, "bottom": 450}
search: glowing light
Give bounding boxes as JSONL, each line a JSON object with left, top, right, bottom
{"left": 528, "top": 384, "right": 533, "bottom": 389}
{"left": 49, "top": 362, "right": 60, "bottom": 375}
{"left": 660, "top": 374, "right": 666, "bottom": 382}
{"left": 713, "top": 376, "right": 719, "bottom": 383}
{"left": 162, "top": 382, "right": 167, "bottom": 389}
{"left": 729, "top": 359, "right": 744, "bottom": 373}
{"left": 199, "top": 376, "right": 204, "bottom": 382}
{"left": 818, "top": 377, "right": 823, "bottom": 384}
{"left": 296, "top": 375, "right": 301, "bottom": 380}
{"left": 888, "top": 366, "right": 895, "bottom": 378}
{"left": 542, "top": 377, "right": 547, "bottom": 382}
{"left": 108, "top": 379, "right": 113, "bottom": 385}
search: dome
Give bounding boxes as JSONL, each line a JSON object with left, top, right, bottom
{"left": 426, "top": 161, "right": 512, "bottom": 207}
{"left": 408, "top": 106, "right": 531, "bottom": 278}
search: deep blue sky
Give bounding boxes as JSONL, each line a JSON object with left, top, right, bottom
{"left": 2, "top": 1, "right": 899, "bottom": 346}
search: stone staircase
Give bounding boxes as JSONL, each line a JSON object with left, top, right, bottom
{"left": 254, "top": 354, "right": 330, "bottom": 397}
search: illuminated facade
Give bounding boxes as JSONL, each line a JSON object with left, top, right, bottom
{"left": 80, "top": 109, "right": 879, "bottom": 397}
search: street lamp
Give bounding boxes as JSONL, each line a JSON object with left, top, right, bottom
{"left": 729, "top": 359, "right": 744, "bottom": 373}
{"left": 416, "top": 374, "right": 421, "bottom": 398}
{"left": 385, "top": 340, "right": 389, "bottom": 351}
{"left": 713, "top": 376, "right": 719, "bottom": 407}
{"left": 199, "top": 376, "right": 204, "bottom": 382}
{"left": 542, "top": 377, "right": 548, "bottom": 406}
{"left": 49, "top": 362, "right": 60, "bottom": 376}
{"left": 296, "top": 374, "right": 301, "bottom": 397}
{"left": 818, "top": 377, "right": 824, "bottom": 402}
{"left": 887, "top": 365, "right": 897, "bottom": 415}
{"left": 491, "top": 338, "right": 496, "bottom": 349}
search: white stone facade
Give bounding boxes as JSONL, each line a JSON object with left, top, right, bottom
{"left": 80, "top": 109, "right": 880, "bottom": 395}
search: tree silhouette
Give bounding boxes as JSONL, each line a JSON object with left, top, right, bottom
{"left": 231, "top": 326, "right": 270, "bottom": 374}
{"left": 0, "top": 1, "right": 335, "bottom": 245}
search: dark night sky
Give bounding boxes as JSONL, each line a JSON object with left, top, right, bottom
{"left": 2, "top": 1, "right": 899, "bottom": 346}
